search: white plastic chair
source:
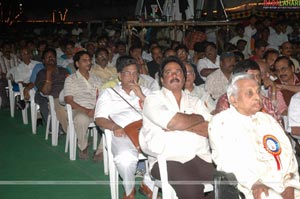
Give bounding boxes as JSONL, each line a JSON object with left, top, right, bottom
{"left": 103, "top": 129, "right": 148, "bottom": 199}
{"left": 7, "top": 80, "right": 28, "bottom": 124}
{"left": 29, "top": 89, "right": 40, "bottom": 134}
{"left": 18, "top": 83, "right": 29, "bottom": 124}
{"left": 45, "top": 95, "right": 59, "bottom": 146}
{"left": 8, "top": 79, "right": 19, "bottom": 118}
{"left": 65, "top": 104, "right": 98, "bottom": 161}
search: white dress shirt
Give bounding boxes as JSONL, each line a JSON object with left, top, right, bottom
{"left": 140, "top": 87, "right": 212, "bottom": 170}
{"left": 95, "top": 83, "right": 151, "bottom": 127}
{"left": 197, "top": 55, "right": 220, "bottom": 81}
{"left": 13, "top": 60, "right": 40, "bottom": 83}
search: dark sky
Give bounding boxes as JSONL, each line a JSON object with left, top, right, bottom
{"left": 21, "top": 0, "right": 137, "bottom": 10}
{"left": 15, "top": 0, "right": 138, "bottom": 20}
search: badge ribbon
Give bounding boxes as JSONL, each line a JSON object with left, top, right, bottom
{"left": 263, "top": 135, "right": 282, "bottom": 170}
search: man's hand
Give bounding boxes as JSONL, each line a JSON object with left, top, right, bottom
{"left": 129, "top": 80, "right": 144, "bottom": 100}
{"left": 262, "top": 76, "right": 275, "bottom": 89}
{"left": 113, "top": 127, "right": 126, "bottom": 137}
{"left": 251, "top": 181, "right": 269, "bottom": 199}
{"left": 185, "top": 121, "right": 209, "bottom": 137}
{"left": 23, "top": 83, "right": 34, "bottom": 100}
{"left": 86, "top": 108, "right": 95, "bottom": 118}
{"left": 24, "top": 87, "right": 30, "bottom": 100}
{"left": 281, "top": 187, "right": 294, "bottom": 199}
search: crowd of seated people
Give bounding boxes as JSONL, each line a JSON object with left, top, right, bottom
{"left": 1, "top": 13, "right": 300, "bottom": 199}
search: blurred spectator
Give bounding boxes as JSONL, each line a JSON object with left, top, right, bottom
{"left": 196, "top": 41, "right": 220, "bottom": 81}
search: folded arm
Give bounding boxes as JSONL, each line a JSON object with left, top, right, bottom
{"left": 167, "top": 112, "right": 208, "bottom": 137}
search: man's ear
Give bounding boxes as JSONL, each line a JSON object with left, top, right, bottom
{"left": 118, "top": 73, "right": 121, "bottom": 81}
{"left": 229, "top": 95, "right": 237, "bottom": 107}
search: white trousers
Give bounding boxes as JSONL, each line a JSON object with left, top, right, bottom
{"left": 112, "top": 134, "right": 154, "bottom": 196}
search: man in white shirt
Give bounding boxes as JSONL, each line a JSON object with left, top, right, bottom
{"left": 12, "top": 47, "right": 40, "bottom": 110}
{"left": 11, "top": 47, "right": 40, "bottom": 85}
{"left": 268, "top": 22, "right": 288, "bottom": 51}
{"left": 244, "top": 15, "right": 257, "bottom": 39}
{"left": 95, "top": 55, "right": 154, "bottom": 199}
{"left": 230, "top": 23, "right": 251, "bottom": 59}
{"left": 197, "top": 41, "right": 220, "bottom": 81}
{"left": 140, "top": 56, "right": 215, "bottom": 199}
{"left": 209, "top": 73, "right": 300, "bottom": 199}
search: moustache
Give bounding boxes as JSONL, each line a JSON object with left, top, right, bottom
{"left": 170, "top": 78, "right": 180, "bottom": 83}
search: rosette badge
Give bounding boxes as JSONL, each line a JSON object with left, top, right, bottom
{"left": 263, "top": 135, "right": 282, "bottom": 170}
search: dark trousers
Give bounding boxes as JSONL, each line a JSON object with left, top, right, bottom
{"left": 152, "top": 156, "right": 215, "bottom": 199}
{"left": 0, "top": 78, "right": 9, "bottom": 108}
{"left": 35, "top": 92, "right": 49, "bottom": 122}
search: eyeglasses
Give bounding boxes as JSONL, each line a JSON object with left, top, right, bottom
{"left": 163, "top": 69, "right": 183, "bottom": 77}
{"left": 186, "top": 71, "right": 194, "bottom": 76}
{"left": 121, "top": 71, "right": 139, "bottom": 77}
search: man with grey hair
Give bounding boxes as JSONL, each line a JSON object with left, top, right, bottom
{"left": 209, "top": 73, "right": 300, "bottom": 199}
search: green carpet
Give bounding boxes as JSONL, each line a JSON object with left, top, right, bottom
{"left": 0, "top": 108, "right": 147, "bottom": 199}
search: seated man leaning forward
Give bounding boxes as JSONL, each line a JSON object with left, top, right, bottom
{"left": 209, "top": 73, "right": 300, "bottom": 199}
{"left": 139, "top": 56, "right": 215, "bottom": 199}
{"left": 94, "top": 55, "right": 153, "bottom": 199}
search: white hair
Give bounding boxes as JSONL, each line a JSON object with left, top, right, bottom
{"left": 227, "top": 73, "right": 256, "bottom": 105}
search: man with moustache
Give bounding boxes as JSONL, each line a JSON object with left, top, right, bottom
{"left": 139, "top": 56, "right": 215, "bottom": 199}
{"left": 91, "top": 47, "right": 117, "bottom": 84}
{"left": 274, "top": 56, "right": 300, "bottom": 106}
{"left": 209, "top": 73, "right": 300, "bottom": 199}
{"left": 95, "top": 55, "right": 154, "bottom": 199}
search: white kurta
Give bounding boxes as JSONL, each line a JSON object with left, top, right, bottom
{"left": 209, "top": 107, "right": 300, "bottom": 199}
